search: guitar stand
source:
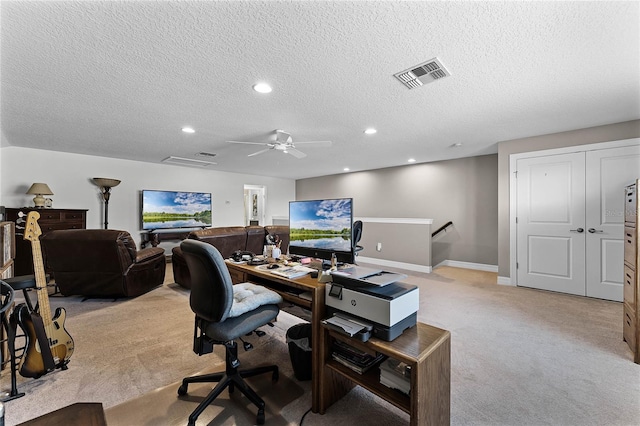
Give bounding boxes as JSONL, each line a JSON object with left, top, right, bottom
{"left": 1, "top": 307, "right": 25, "bottom": 401}
{"left": 0, "top": 275, "right": 54, "bottom": 401}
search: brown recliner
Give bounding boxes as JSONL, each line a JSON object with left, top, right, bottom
{"left": 41, "top": 229, "right": 166, "bottom": 297}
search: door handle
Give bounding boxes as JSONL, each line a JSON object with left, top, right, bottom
{"left": 569, "top": 228, "right": 584, "bottom": 233}
{"left": 588, "top": 228, "right": 604, "bottom": 233}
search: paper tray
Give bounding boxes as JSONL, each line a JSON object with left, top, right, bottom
{"left": 331, "top": 270, "right": 408, "bottom": 287}
{"left": 322, "top": 314, "right": 372, "bottom": 342}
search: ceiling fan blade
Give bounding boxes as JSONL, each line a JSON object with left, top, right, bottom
{"left": 226, "top": 140, "right": 269, "bottom": 145}
{"left": 292, "top": 140, "right": 332, "bottom": 146}
{"left": 286, "top": 148, "right": 307, "bottom": 159}
{"left": 248, "top": 148, "right": 272, "bottom": 157}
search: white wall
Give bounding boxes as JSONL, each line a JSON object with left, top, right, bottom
{"left": 0, "top": 147, "right": 295, "bottom": 251}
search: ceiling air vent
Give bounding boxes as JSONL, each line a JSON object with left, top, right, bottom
{"left": 195, "top": 152, "right": 217, "bottom": 158}
{"left": 394, "top": 57, "right": 451, "bottom": 90}
{"left": 161, "top": 156, "right": 216, "bottom": 167}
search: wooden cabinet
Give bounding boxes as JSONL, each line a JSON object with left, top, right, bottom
{"left": 623, "top": 181, "right": 639, "bottom": 364}
{"left": 323, "top": 323, "right": 450, "bottom": 425}
{"left": 4, "top": 208, "right": 87, "bottom": 276}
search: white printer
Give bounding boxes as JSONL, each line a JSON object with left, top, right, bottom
{"left": 325, "top": 267, "right": 419, "bottom": 341}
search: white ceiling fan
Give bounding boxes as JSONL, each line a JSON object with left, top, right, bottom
{"left": 226, "top": 129, "right": 332, "bottom": 158}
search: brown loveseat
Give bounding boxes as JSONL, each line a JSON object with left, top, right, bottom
{"left": 41, "top": 229, "right": 166, "bottom": 297}
{"left": 171, "top": 225, "right": 289, "bottom": 289}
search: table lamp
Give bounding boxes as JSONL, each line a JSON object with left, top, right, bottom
{"left": 93, "top": 178, "right": 121, "bottom": 229}
{"left": 26, "top": 183, "right": 54, "bottom": 208}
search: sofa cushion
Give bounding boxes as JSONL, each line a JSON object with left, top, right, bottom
{"left": 188, "top": 227, "right": 247, "bottom": 259}
{"left": 246, "top": 225, "right": 267, "bottom": 255}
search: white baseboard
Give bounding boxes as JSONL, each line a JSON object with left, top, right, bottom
{"left": 356, "top": 256, "right": 432, "bottom": 273}
{"left": 497, "top": 276, "right": 514, "bottom": 286}
{"left": 434, "top": 259, "right": 498, "bottom": 273}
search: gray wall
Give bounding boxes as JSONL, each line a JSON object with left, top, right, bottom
{"left": 497, "top": 119, "right": 640, "bottom": 278}
{"left": 296, "top": 154, "right": 499, "bottom": 268}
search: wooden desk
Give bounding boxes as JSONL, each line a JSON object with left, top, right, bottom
{"left": 226, "top": 262, "right": 451, "bottom": 424}
{"left": 226, "top": 262, "right": 327, "bottom": 412}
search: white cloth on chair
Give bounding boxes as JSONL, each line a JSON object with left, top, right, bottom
{"left": 229, "top": 282, "right": 283, "bottom": 318}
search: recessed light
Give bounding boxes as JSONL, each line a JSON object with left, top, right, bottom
{"left": 344, "top": 167, "right": 350, "bottom": 172}
{"left": 408, "top": 158, "right": 416, "bottom": 163}
{"left": 253, "top": 82, "right": 272, "bottom": 93}
{"left": 182, "top": 127, "right": 195, "bottom": 134}
{"left": 451, "top": 142, "right": 463, "bottom": 147}
{"left": 364, "top": 128, "right": 377, "bottom": 135}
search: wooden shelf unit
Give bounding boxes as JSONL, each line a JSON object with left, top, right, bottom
{"left": 322, "top": 322, "right": 451, "bottom": 426}
{"left": 226, "top": 261, "right": 451, "bottom": 422}
{"left": 623, "top": 180, "right": 639, "bottom": 364}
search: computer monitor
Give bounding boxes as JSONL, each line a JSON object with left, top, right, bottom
{"left": 288, "top": 198, "right": 354, "bottom": 264}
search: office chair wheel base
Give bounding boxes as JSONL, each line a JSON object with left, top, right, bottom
{"left": 256, "top": 409, "right": 265, "bottom": 425}
{"left": 177, "top": 383, "right": 188, "bottom": 396}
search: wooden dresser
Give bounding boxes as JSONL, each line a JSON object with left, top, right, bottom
{"left": 623, "top": 180, "right": 639, "bottom": 364}
{"left": 4, "top": 208, "right": 87, "bottom": 276}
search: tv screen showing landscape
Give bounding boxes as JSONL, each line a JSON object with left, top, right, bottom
{"left": 289, "top": 198, "right": 353, "bottom": 258}
{"left": 141, "top": 190, "right": 212, "bottom": 230}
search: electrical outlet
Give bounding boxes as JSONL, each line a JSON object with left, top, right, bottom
{"left": 376, "top": 242, "right": 382, "bottom": 252}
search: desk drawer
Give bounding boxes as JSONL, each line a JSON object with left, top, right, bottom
{"left": 624, "top": 227, "right": 636, "bottom": 266}
{"left": 62, "top": 211, "right": 86, "bottom": 221}
{"left": 229, "top": 268, "right": 246, "bottom": 284}
{"left": 37, "top": 211, "right": 62, "bottom": 221}
{"left": 623, "top": 302, "right": 636, "bottom": 354}
{"left": 38, "top": 221, "right": 85, "bottom": 232}
{"left": 626, "top": 183, "right": 637, "bottom": 226}
{"left": 624, "top": 264, "right": 636, "bottom": 310}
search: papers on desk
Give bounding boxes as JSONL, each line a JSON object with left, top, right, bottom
{"left": 268, "top": 265, "right": 316, "bottom": 279}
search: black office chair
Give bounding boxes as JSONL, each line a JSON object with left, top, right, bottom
{"left": 177, "top": 240, "right": 282, "bottom": 425}
{"left": 352, "top": 220, "right": 364, "bottom": 256}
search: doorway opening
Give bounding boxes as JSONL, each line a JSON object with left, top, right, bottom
{"left": 244, "top": 185, "right": 266, "bottom": 226}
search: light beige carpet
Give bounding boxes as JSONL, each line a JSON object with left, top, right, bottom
{"left": 2, "top": 264, "right": 639, "bottom": 425}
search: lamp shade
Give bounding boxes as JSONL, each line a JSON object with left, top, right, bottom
{"left": 93, "top": 178, "right": 121, "bottom": 188}
{"left": 26, "top": 183, "right": 53, "bottom": 195}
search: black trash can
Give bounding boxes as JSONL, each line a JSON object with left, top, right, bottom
{"left": 286, "top": 323, "right": 312, "bottom": 381}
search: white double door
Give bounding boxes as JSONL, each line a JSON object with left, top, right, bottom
{"left": 516, "top": 144, "right": 640, "bottom": 301}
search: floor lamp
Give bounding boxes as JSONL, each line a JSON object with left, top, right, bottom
{"left": 93, "top": 178, "right": 121, "bottom": 229}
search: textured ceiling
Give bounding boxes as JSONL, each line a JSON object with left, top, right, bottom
{"left": 1, "top": 1, "right": 639, "bottom": 179}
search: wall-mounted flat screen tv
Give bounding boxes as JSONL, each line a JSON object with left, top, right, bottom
{"left": 141, "top": 190, "right": 212, "bottom": 230}
{"left": 288, "top": 198, "right": 354, "bottom": 264}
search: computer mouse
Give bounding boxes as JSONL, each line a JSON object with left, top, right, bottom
{"left": 267, "top": 264, "right": 280, "bottom": 269}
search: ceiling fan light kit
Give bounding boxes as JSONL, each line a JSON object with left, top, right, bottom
{"left": 227, "top": 129, "right": 332, "bottom": 159}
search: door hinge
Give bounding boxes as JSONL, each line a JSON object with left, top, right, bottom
{"left": 515, "top": 217, "right": 518, "bottom": 224}
{"left": 514, "top": 170, "right": 518, "bottom": 178}
{"left": 516, "top": 262, "right": 519, "bottom": 269}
